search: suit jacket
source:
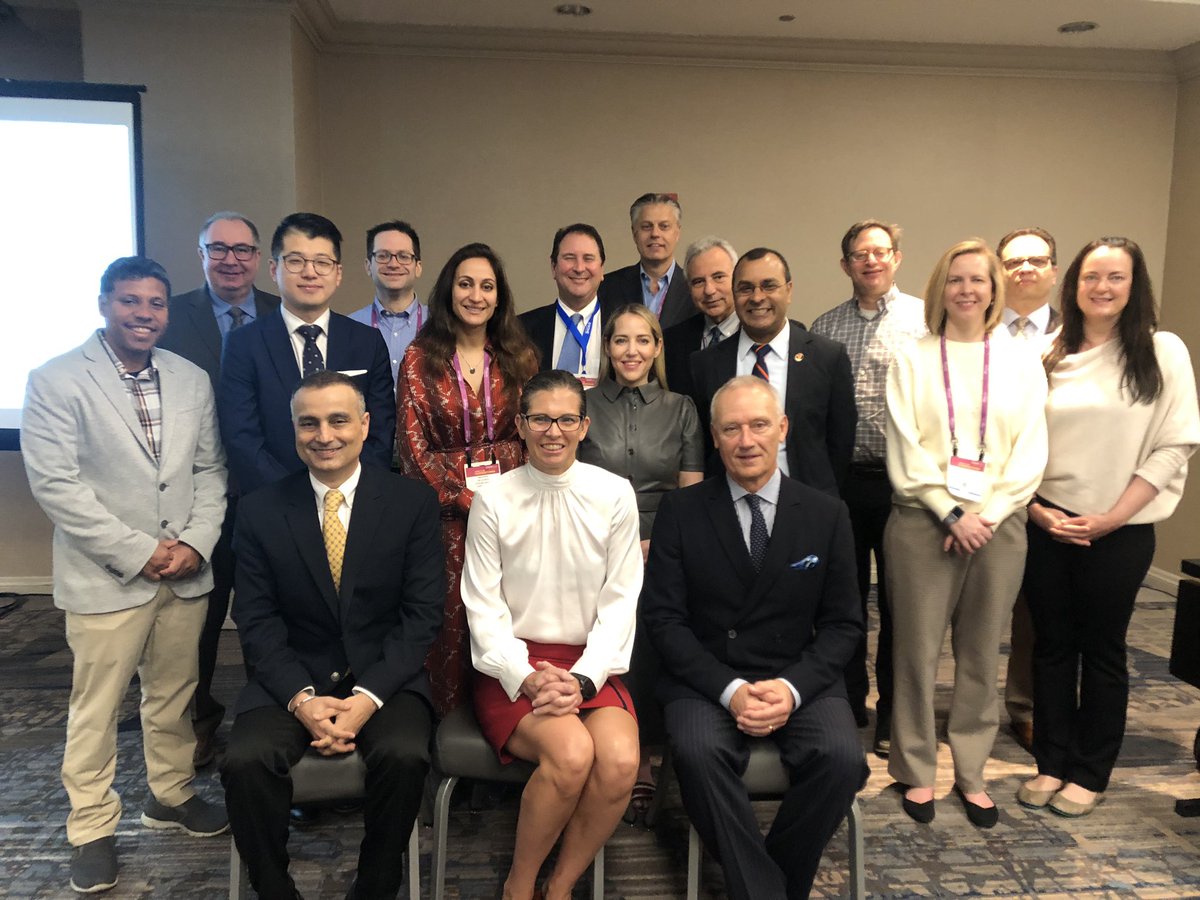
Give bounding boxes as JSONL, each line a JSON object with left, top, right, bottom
{"left": 661, "top": 314, "right": 707, "bottom": 396}
{"left": 231, "top": 464, "right": 444, "bottom": 714}
{"left": 1048, "top": 305, "right": 1063, "bottom": 331}
{"left": 21, "top": 333, "right": 227, "bottom": 614}
{"left": 519, "top": 295, "right": 624, "bottom": 372}
{"left": 689, "top": 321, "right": 856, "bottom": 497}
{"left": 642, "top": 474, "right": 862, "bottom": 707}
{"left": 159, "top": 286, "right": 281, "bottom": 391}
{"left": 598, "top": 262, "right": 698, "bottom": 330}
{"left": 218, "top": 308, "right": 396, "bottom": 494}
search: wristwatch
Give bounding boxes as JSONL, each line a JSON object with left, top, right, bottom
{"left": 942, "top": 506, "right": 965, "bottom": 527}
{"left": 571, "top": 673, "right": 598, "bottom": 701}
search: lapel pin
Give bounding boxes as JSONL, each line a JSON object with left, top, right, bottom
{"left": 793, "top": 352, "right": 805, "bottom": 362}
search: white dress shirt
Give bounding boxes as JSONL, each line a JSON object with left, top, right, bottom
{"left": 735, "top": 325, "right": 792, "bottom": 475}
{"left": 551, "top": 296, "right": 602, "bottom": 379}
{"left": 280, "top": 306, "right": 332, "bottom": 374}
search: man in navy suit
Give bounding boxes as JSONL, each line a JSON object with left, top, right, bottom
{"left": 689, "top": 248, "right": 856, "bottom": 498}
{"left": 218, "top": 213, "right": 395, "bottom": 496}
{"left": 159, "top": 211, "right": 281, "bottom": 766}
{"left": 643, "top": 376, "right": 866, "bottom": 900}
{"left": 662, "top": 236, "right": 740, "bottom": 396}
{"left": 221, "top": 371, "right": 443, "bottom": 900}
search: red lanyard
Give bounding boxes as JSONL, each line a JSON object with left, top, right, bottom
{"left": 940, "top": 333, "right": 989, "bottom": 461}
{"left": 451, "top": 351, "right": 496, "bottom": 461}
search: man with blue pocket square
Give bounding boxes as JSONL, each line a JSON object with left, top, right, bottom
{"left": 643, "top": 376, "right": 867, "bottom": 900}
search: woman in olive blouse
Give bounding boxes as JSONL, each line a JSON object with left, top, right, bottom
{"left": 578, "top": 302, "right": 704, "bottom": 822}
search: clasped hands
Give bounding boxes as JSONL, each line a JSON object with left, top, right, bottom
{"left": 141, "top": 539, "right": 202, "bottom": 581}
{"left": 729, "top": 679, "right": 794, "bottom": 736}
{"left": 519, "top": 660, "right": 583, "bottom": 717}
{"left": 1029, "top": 501, "right": 1115, "bottom": 546}
{"left": 292, "top": 692, "right": 378, "bottom": 756}
{"left": 942, "top": 511, "right": 995, "bottom": 557}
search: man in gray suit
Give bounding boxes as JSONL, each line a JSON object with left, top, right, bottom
{"left": 23, "top": 257, "right": 230, "bottom": 894}
{"left": 159, "top": 212, "right": 280, "bottom": 766}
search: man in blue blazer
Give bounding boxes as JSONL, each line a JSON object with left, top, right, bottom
{"left": 221, "top": 371, "right": 443, "bottom": 900}
{"left": 219, "top": 213, "right": 395, "bottom": 496}
{"left": 642, "top": 376, "right": 866, "bottom": 900}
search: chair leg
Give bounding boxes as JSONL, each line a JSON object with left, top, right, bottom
{"left": 686, "top": 825, "right": 700, "bottom": 900}
{"left": 407, "top": 821, "right": 421, "bottom": 899}
{"left": 229, "top": 835, "right": 249, "bottom": 900}
{"left": 847, "top": 798, "right": 865, "bottom": 900}
{"left": 591, "top": 844, "right": 604, "bottom": 899}
{"left": 431, "top": 775, "right": 459, "bottom": 900}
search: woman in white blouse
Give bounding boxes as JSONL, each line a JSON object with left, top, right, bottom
{"left": 885, "top": 239, "right": 1047, "bottom": 828}
{"left": 461, "top": 369, "right": 642, "bottom": 900}
{"left": 1019, "top": 237, "right": 1200, "bottom": 817}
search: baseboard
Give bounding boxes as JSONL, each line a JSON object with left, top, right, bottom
{"left": 1145, "top": 565, "right": 1180, "bottom": 597}
{"left": 0, "top": 576, "right": 52, "bottom": 595}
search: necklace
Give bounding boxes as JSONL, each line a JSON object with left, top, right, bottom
{"left": 457, "top": 349, "right": 484, "bottom": 375}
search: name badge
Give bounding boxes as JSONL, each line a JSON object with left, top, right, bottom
{"left": 946, "top": 456, "right": 986, "bottom": 502}
{"left": 576, "top": 375, "right": 598, "bottom": 389}
{"left": 464, "top": 461, "right": 502, "bottom": 492}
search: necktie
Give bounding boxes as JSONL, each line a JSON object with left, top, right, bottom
{"left": 1012, "top": 316, "right": 1030, "bottom": 339}
{"left": 297, "top": 324, "right": 325, "bottom": 376}
{"left": 706, "top": 325, "right": 722, "bottom": 348}
{"left": 557, "top": 313, "right": 584, "bottom": 371}
{"left": 751, "top": 343, "right": 771, "bottom": 382}
{"left": 323, "top": 489, "right": 346, "bottom": 591}
{"left": 746, "top": 493, "right": 768, "bottom": 571}
{"left": 229, "top": 306, "right": 246, "bottom": 331}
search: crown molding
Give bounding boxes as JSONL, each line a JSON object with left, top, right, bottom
{"left": 1174, "top": 40, "right": 1200, "bottom": 81}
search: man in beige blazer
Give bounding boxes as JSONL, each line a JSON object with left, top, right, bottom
{"left": 22, "top": 257, "right": 229, "bottom": 894}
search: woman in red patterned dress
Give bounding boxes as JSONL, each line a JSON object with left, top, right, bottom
{"left": 397, "top": 243, "right": 538, "bottom": 716}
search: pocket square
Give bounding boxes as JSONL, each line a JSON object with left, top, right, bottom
{"left": 338, "top": 369, "right": 368, "bottom": 377}
{"left": 790, "top": 555, "right": 820, "bottom": 570}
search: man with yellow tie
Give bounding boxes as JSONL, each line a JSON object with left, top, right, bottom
{"left": 220, "top": 371, "right": 444, "bottom": 900}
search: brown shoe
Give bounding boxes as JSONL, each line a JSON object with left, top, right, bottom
{"left": 1009, "top": 720, "right": 1034, "bottom": 754}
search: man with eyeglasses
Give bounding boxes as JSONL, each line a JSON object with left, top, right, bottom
{"left": 810, "top": 219, "right": 926, "bottom": 755}
{"left": 160, "top": 212, "right": 280, "bottom": 767}
{"left": 689, "top": 247, "right": 855, "bottom": 501}
{"left": 349, "top": 220, "right": 425, "bottom": 386}
{"left": 995, "top": 226, "right": 1061, "bottom": 755}
{"left": 218, "top": 212, "right": 396, "bottom": 498}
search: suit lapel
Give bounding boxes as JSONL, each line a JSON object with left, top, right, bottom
{"left": 262, "top": 310, "right": 302, "bottom": 389}
{"left": 705, "top": 479, "right": 758, "bottom": 588}
{"left": 338, "top": 466, "right": 383, "bottom": 612}
{"left": 784, "top": 322, "right": 810, "bottom": 420}
{"left": 84, "top": 339, "right": 155, "bottom": 463}
{"left": 741, "top": 479, "right": 804, "bottom": 610}
{"left": 325, "top": 312, "right": 354, "bottom": 372}
{"left": 156, "top": 353, "right": 178, "bottom": 464}
{"left": 186, "top": 291, "right": 223, "bottom": 371}
{"left": 284, "top": 476, "right": 340, "bottom": 618}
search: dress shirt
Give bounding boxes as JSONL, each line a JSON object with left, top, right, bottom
{"left": 1002, "top": 304, "right": 1056, "bottom": 349}
{"left": 348, "top": 297, "right": 425, "bottom": 385}
{"left": 704, "top": 312, "right": 740, "bottom": 348}
{"left": 641, "top": 260, "right": 678, "bottom": 318}
{"left": 735, "top": 325, "right": 791, "bottom": 475}
{"left": 97, "top": 330, "right": 162, "bottom": 463}
{"left": 717, "top": 468, "right": 801, "bottom": 710}
{"left": 551, "top": 296, "right": 602, "bottom": 379}
{"left": 208, "top": 286, "right": 260, "bottom": 345}
{"left": 280, "top": 306, "right": 332, "bottom": 374}
{"left": 810, "top": 286, "right": 926, "bottom": 464}
{"left": 460, "top": 461, "right": 642, "bottom": 699}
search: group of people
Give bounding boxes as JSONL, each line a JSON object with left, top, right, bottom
{"left": 19, "top": 192, "right": 1199, "bottom": 900}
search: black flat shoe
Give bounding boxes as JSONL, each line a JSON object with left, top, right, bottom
{"left": 955, "top": 785, "right": 999, "bottom": 828}
{"left": 901, "top": 792, "right": 935, "bottom": 824}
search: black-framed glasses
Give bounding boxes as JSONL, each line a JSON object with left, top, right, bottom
{"left": 1001, "top": 255, "right": 1052, "bottom": 272}
{"left": 371, "top": 250, "right": 418, "bottom": 265}
{"left": 203, "top": 242, "right": 258, "bottom": 261}
{"left": 279, "top": 253, "right": 338, "bottom": 275}
{"left": 521, "top": 413, "right": 583, "bottom": 432}
{"left": 847, "top": 247, "right": 894, "bottom": 264}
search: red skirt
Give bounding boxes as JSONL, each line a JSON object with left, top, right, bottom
{"left": 473, "top": 641, "right": 637, "bottom": 763}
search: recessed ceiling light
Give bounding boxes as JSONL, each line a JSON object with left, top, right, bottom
{"left": 779, "top": 14, "right": 796, "bottom": 22}
{"left": 1058, "top": 21, "right": 1098, "bottom": 34}
{"left": 555, "top": 3, "right": 591, "bottom": 15}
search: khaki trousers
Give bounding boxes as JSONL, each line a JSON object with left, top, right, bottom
{"left": 884, "top": 505, "right": 1027, "bottom": 793}
{"left": 1005, "top": 590, "right": 1035, "bottom": 725}
{"left": 62, "top": 583, "right": 206, "bottom": 845}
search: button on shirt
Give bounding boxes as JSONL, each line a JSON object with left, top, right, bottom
{"left": 281, "top": 306, "right": 331, "bottom": 375}
{"left": 735, "top": 325, "right": 791, "bottom": 476}
{"left": 551, "top": 296, "right": 601, "bottom": 378}
{"left": 208, "top": 288, "right": 259, "bottom": 345}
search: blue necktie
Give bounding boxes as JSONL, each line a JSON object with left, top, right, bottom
{"left": 557, "top": 313, "right": 584, "bottom": 371}
{"left": 706, "top": 325, "right": 722, "bottom": 348}
{"left": 297, "top": 324, "right": 325, "bottom": 377}
{"left": 746, "top": 494, "right": 768, "bottom": 571}
{"left": 751, "top": 343, "right": 771, "bottom": 382}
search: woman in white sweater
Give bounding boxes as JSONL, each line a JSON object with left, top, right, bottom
{"left": 885, "top": 239, "right": 1048, "bottom": 827}
{"left": 1018, "top": 237, "right": 1200, "bottom": 818}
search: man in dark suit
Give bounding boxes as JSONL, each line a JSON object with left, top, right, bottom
{"left": 220, "top": 371, "right": 443, "bottom": 900}
{"left": 662, "top": 236, "right": 740, "bottom": 396}
{"left": 519, "top": 223, "right": 620, "bottom": 382}
{"left": 643, "top": 376, "right": 866, "bottom": 900}
{"left": 219, "top": 213, "right": 396, "bottom": 496}
{"left": 159, "top": 212, "right": 281, "bottom": 766}
{"left": 689, "top": 247, "right": 856, "bottom": 498}
{"left": 597, "top": 192, "right": 698, "bottom": 329}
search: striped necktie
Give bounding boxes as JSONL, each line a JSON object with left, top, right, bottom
{"left": 751, "top": 343, "right": 771, "bottom": 382}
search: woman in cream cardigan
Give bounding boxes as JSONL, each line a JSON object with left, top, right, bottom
{"left": 885, "top": 239, "right": 1047, "bottom": 827}
{"left": 1018, "top": 237, "right": 1200, "bottom": 817}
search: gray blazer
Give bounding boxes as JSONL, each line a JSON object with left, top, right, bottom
{"left": 22, "top": 332, "right": 227, "bottom": 614}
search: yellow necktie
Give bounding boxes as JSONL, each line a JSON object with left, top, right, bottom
{"left": 323, "top": 489, "right": 346, "bottom": 591}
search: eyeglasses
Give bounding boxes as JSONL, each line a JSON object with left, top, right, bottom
{"left": 203, "top": 242, "right": 258, "bottom": 261}
{"left": 733, "top": 279, "right": 787, "bottom": 300}
{"left": 1001, "top": 255, "right": 1053, "bottom": 272}
{"left": 718, "top": 419, "right": 776, "bottom": 438}
{"left": 847, "top": 247, "right": 895, "bottom": 264}
{"left": 521, "top": 413, "right": 584, "bottom": 432}
{"left": 279, "top": 253, "right": 338, "bottom": 275}
{"left": 371, "top": 250, "right": 418, "bottom": 265}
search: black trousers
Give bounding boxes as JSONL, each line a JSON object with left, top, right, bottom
{"left": 1024, "top": 516, "right": 1155, "bottom": 792}
{"left": 665, "top": 695, "right": 866, "bottom": 900}
{"left": 841, "top": 466, "right": 894, "bottom": 720}
{"left": 194, "top": 494, "right": 237, "bottom": 729}
{"left": 220, "top": 692, "right": 432, "bottom": 900}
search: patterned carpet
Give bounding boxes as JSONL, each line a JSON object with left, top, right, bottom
{"left": 3, "top": 587, "right": 1200, "bottom": 899}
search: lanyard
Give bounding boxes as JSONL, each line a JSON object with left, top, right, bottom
{"left": 940, "top": 333, "right": 989, "bottom": 461}
{"left": 371, "top": 300, "right": 423, "bottom": 332}
{"left": 451, "top": 351, "right": 495, "bottom": 458}
{"left": 556, "top": 303, "right": 600, "bottom": 372}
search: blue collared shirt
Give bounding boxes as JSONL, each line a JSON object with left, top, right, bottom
{"left": 348, "top": 297, "right": 426, "bottom": 386}
{"left": 640, "top": 260, "right": 678, "bottom": 318}
{"left": 208, "top": 287, "right": 259, "bottom": 346}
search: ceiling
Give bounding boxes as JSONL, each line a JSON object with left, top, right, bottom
{"left": 320, "top": 0, "right": 1200, "bottom": 53}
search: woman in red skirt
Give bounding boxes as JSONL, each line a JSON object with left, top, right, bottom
{"left": 461, "top": 369, "right": 642, "bottom": 900}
